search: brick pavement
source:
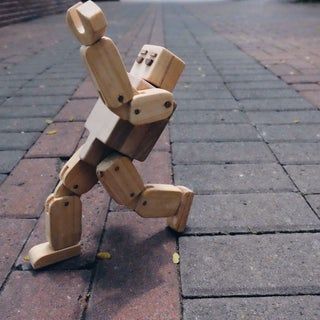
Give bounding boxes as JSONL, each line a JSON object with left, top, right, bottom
{"left": 1, "top": 0, "right": 320, "bottom": 319}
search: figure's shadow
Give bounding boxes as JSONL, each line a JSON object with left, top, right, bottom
{"left": 85, "top": 219, "right": 177, "bottom": 319}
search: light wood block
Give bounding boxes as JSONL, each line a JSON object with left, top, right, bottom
{"left": 59, "top": 147, "right": 97, "bottom": 195}
{"left": 66, "top": 1, "right": 107, "bottom": 46}
{"left": 129, "top": 88, "right": 174, "bottom": 125}
{"left": 130, "top": 45, "right": 185, "bottom": 92}
{"left": 85, "top": 99, "right": 168, "bottom": 161}
{"left": 135, "top": 184, "right": 181, "bottom": 218}
{"left": 54, "top": 181, "right": 75, "bottom": 197}
{"left": 81, "top": 37, "right": 134, "bottom": 110}
{"left": 167, "top": 186, "right": 194, "bottom": 232}
{"left": 46, "top": 195, "right": 82, "bottom": 250}
{"left": 128, "top": 72, "right": 154, "bottom": 90}
{"left": 79, "top": 134, "right": 111, "bottom": 166}
{"left": 97, "top": 154, "right": 144, "bottom": 205}
{"left": 29, "top": 242, "right": 81, "bottom": 269}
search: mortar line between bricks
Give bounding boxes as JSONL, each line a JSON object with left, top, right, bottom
{"left": 180, "top": 228, "right": 320, "bottom": 238}
{"left": 182, "top": 292, "right": 320, "bottom": 300}
{"left": 180, "top": 8, "right": 320, "bottom": 224}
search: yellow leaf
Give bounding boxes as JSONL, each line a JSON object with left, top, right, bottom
{"left": 97, "top": 251, "right": 112, "bottom": 260}
{"left": 46, "top": 130, "right": 57, "bottom": 135}
{"left": 292, "top": 119, "right": 300, "bottom": 124}
{"left": 172, "top": 252, "right": 180, "bottom": 264}
{"left": 23, "top": 255, "right": 30, "bottom": 262}
{"left": 45, "top": 119, "right": 53, "bottom": 124}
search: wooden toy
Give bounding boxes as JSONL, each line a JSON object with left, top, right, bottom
{"left": 28, "top": 0, "right": 194, "bottom": 269}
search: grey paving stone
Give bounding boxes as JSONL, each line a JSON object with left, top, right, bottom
{"left": 223, "top": 73, "right": 278, "bottom": 82}
{"left": 179, "top": 233, "right": 320, "bottom": 297}
{"left": 185, "top": 193, "right": 320, "bottom": 234}
{"left": 247, "top": 110, "right": 320, "bottom": 124}
{"left": 172, "top": 142, "right": 275, "bottom": 164}
{"left": 240, "top": 98, "right": 314, "bottom": 111}
{"left": 285, "top": 165, "right": 320, "bottom": 194}
{"left": 219, "top": 68, "right": 269, "bottom": 76}
{"left": 174, "top": 164, "right": 295, "bottom": 193}
{"left": 175, "top": 82, "right": 227, "bottom": 91}
{"left": 0, "top": 118, "right": 47, "bottom": 132}
{"left": 15, "top": 86, "right": 76, "bottom": 96}
{"left": 0, "top": 151, "right": 24, "bottom": 173}
{"left": 175, "top": 90, "right": 233, "bottom": 100}
{"left": 0, "top": 105, "right": 62, "bottom": 118}
{"left": 0, "top": 132, "right": 40, "bottom": 150}
{"left": 306, "top": 195, "right": 320, "bottom": 218}
{"left": 25, "top": 78, "right": 81, "bottom": 88}
{"left": 183, "top": 296, "right": 320, "bottom": 320}
{"left": 171, "top": 110, "right": 247, "bottom": 124}
{"left": 177, "top": 99, "right": 240, "bottom": 110}
{"left": 180, "top": 75, "right": 223, "bottom": 83}
{"left": 257, "top": 124, "right": 320, "bottom": 142}
{"left": 0, "top": 174, "right": 6, "bottom": 184}
{"left": 270, "top": 143, "right": 320, "bottom": 164}
{"left": 2, "top": 96, "right": 69, "bottom": 107}
{"left": 232, "top": 89, "right": 299, "bottom": 100}
{"left": 171, "top": 124, "right": 261, "bottom": 142}
{"left": 227, "top": 80, "right": 289, "bottom": 90}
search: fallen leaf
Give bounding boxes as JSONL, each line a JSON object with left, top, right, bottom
{"left": 46, "top": 130, "right": 57, "bottom": 135}
{"left": 69, "top": 117, "right": 74, "bottom": 122}
{"left": 97, "top": 251, "right": 112, "bottom": 260}
{"left": 172, "top": 252, "right": 180, "bottom": 264}
{"left": 23, "top": 255, "right": 30, "bottom": 262}
{"left": 45, "top": 119, "right": 53, "bottom": 124}
{"left": 292, "top": 119, "right": 300, "bottom": 124}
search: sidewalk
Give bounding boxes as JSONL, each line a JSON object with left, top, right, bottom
{"left": 1, "top": 0, "right": 320, "bottom": 319}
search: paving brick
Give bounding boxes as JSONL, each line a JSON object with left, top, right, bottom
{"left": 25, "top": 78, "right": 81, "bottom": 88}
{"left": 153, "top": 126, "right": 170, "bottom": 151}
{"left": 224, "top": 73, "right": 279, "bottom": 82}
{"left": 300, "top": 90, "right": 320, "bottom": 107}
{"left": 86, "top": 212, "right": 181, "bottom": 320}
{"left": 281, "top": 74, "right": 320, "bottom": 84}
{"left": 0, "top": 105, "right": 62, "bottom": 118}
{"left": 227, "top": 80, "right": 289, "bottom": 90}
{"left": 179, "top": 233, "right": 320, "bottom": 297}
{"left": 26, "top": 122, "right": 84, "bottom": 158}
{"left": 257, "top": 124, "right": 320, "bottom": 142}
{"left": 240, "top": 98, "right": 315, "bottom": 111}
{"left": 175, "top": 81, "right": 226, "bottom": 91}
{"left": 0, "top": 218, "right": 35, "bottom": 285}
{"left": 17, "top": 183, "right": 110, "bottom": 270}
{"left": 0, "top": 271, "right": 90, "bottom": 319}
{"left": 73, "top": 79, "right": 97, "bottom": 99}
{"left": 270, "top": 142, "right": 320, "bottom": 164}
{"left": 231, "top": 88, "right": 300, "bottom": 100}
{"left": 180, "top": 74, "right": 223, "bottom": 83}
{"left": 177, "top": 99, "right": 240, "bottom": 110}
{"left": 171, "top": 124, "right": 261, "bottom": 142}
{"left": 0, "top": 158, "right": 60, "bottom": 218}
{"left": 171, "top": 110, "right": 247, "bottom": 124}
{"left": 285, "top": 165, "right": 320, "bottom": 194}
{"left": 291, "top": 83, "right": 320, "bottom": 91}
{"left": 0, "top": 132, "right": 40, "bottom": 150}
{"left": 54, "top": 98, "right": 95, "bottom": 122}
{"left": 174, "top": 164, "right": 295, "bottom": 193}
{"left": 0, "top": 118, "right": 47, "bottom": 132}
{"left": 175, "top": 90, "right": 233, "bottom": 100}
{"left": 0, "top": 150, "right": 24, "bottom": 173}
{"left": 185, "top": 193, "right": 320, "bottom": 234}
{"left": 247, "top": 110, "right": 320, "bottom": 124}
{"left": 172, "top": 142, "right": 275, "bottom": 164}
{"left": 2, "top": 95, "right": 69, "bottom": 107}
{"left": 183, "top": 296, "right": 320, "bottom": 320}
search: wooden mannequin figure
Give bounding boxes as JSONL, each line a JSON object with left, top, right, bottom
{"left": 28, "top": 0, "right": 194, "bottom": 269}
